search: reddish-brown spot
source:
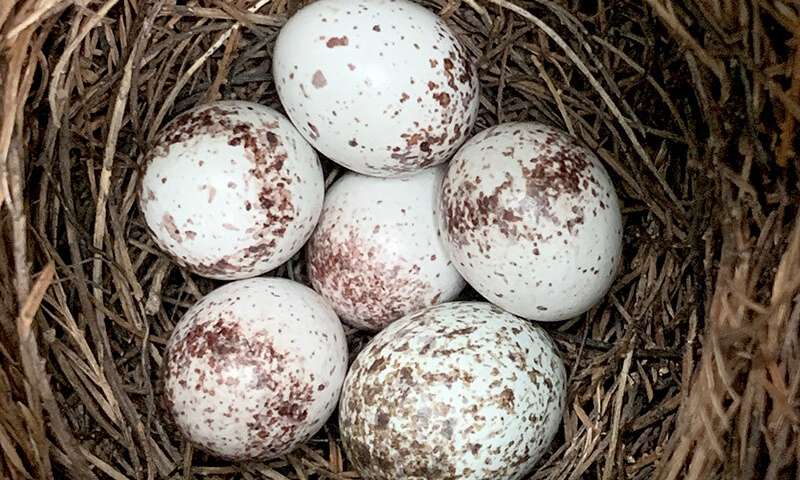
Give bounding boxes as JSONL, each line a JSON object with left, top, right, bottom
{"left": 376, "top": 411, "right": 390, "bottom": 428}
{"left": 266, "top": 132, "right": 279, "bottom": 149}
{"left": 326, "top": 36, "right": 349, "bottom": 48}
{"left": 312, "top": 70, "right": 327, "bottom": 88}
{"left": 433, "top": 92, "right": 451, "bottom": 108}
{"left": 162, "top": 213, "right": 182, "bottom": 243}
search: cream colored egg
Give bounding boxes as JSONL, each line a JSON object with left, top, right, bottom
{"left": 438, "top": 122, "right": 623, "bottom": 321}
{"left": 307, "top": 166, "right": 465, "bottom": 331}
{"left": 273, "top": 0, "right": 479, "bottom": 177}
{"left": 163, "top": 278, "right": 348, "bottom": 460}
{"left": 139, "top": 101, "right": 323, "bottom": 279}
{"left": 339, "top": 302, "right": 566, "bottom": 479}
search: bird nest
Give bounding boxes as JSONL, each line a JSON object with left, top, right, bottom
{"left": 1, "top": 0, "right": 798, "bottom": 479}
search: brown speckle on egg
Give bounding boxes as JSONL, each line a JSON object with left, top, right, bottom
{"left": 326, "top": 35, "right": 349, "bottom": 48}
{"left": 437, "top": 122, "right": 623, "bottom": 321}
{"left": 307, "top": 167, "right": 464, "bottom": 331}
{"left": 137, "top": 101, "right": 324, "bottom": 280}
{"left": 163, "top": 278, "right": 347, "bottom": 460}
{"left": 312, "top": 70, "right": 327, "bottom": 88}
{"left": 339, "top": 302, "right": 566, "bottom": 480}
{"left": 272, "top": 0, "right": 480, "bottom": 177}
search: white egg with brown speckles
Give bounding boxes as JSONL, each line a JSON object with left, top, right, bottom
{"left": 162, "top": 277, "right": 348, "bottom": 461}
{"left": 437, "top": 122, "right": 623, "bottom": 321}
{"left": 339, "top": 301, "right": 566, "bottom": 480}
{"left": 307, "top": 166, "right": 465, "bottom": 331}
{"left": 139, "top": 100, "right": 324, "bottom": 280}
{"left": 273, "top": 0, "right": 479, "bottom": 177}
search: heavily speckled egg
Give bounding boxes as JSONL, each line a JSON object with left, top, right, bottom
{"left": 139, "top": 100, "right": 324, "bottom": 280}
{"left": 339, "top": 301, "right": 566, "bottom": 480}
{"left": 273, "top": 0, "right": 480, "bottom": 177}
{"left": 162, "top": 277, "right": 348, "bottom": 460}
{"left": 437, "top": 122, "right": 623, "bottom": 321}
{"left": 307, "top": 166, "right": 465, "bottom": 331}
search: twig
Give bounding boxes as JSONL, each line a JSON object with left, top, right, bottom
{"left": 777, "top": 42, "right": 800, "bottom": 167}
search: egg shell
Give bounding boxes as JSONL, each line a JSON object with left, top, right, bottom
{"left": 307, "top": 166, "right": 465, "bottom": 331}
{"left": 437, "top": 122, "right": 623, "bottom": 321}
{"left": 162, "top": 277, "right": 348, "bottom": 460}
{"left": 339, "top": 301, "right": 566, "bottom": 480}
{"left": 139, "top": 100, "right": 324, "bottom": 280}
{"left": 273, "top": 0, "right": 480, "bottom": 177}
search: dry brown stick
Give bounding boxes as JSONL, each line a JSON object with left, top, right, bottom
{"left": 3, "top": 0, "right": 64, "bottom": 42}
{"left": 161, "top": 5, "right": 285, "bottom": 26}
{"left": 0, "top": 0, "right": 15, "bottom": 33}
{"left": 47, "top": 0, "right": 121, "bottom": 127}
{"left": 602, "top": 347, "right": 635, "bottom": 480}
{"left": 531, "top": 51, "right": 573, "bottom": 136}
{"left": 18, "top": 263, "right": 98, "bottom": 479}
{"left": 777, "top": 41, "right": 800, "bottom": 167}
{"left": 79, "top": 446, "right": 129, "bottom": 480}
{"left": 91, "top": 0, "right": 164, "bottom": 320}
{"left": 201, "top": 26, "right": 241, "bottom": 103}
{"left": 92, "top": 32, "right": 136, "bottom": 305}
{"left": 0, "top": 423, "right": 29, "bottom": 479}
{"left": 2, "top": 31, "right": 50, "bottom": 469}
{"left": 0, "top": 35, "right": 27, "bottom": 231}
{"left": 496, "top": 40, "right": 510, "bottom": 123}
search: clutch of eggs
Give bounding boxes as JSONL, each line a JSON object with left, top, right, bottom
{"left": 339, "top": 302, "right": 566, "bottom": 480}
{"left": 273, "top": 0, "right": 480, "bottom": 177}
{"left": 162, "top": 277, "right": 348, "bottom": 460}
{"left": 139, "top": 101, "right": 324, "bottom": 280}
{"left": 437, "top": 122, "right": 623, "bottom": 321}
{"left": 307, "top": 166, "right": 465, "bottom": 331}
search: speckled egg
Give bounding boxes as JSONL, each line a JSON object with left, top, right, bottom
{"left": 339, "top": 301, "right": 566, "bottom": 480}
{"left": 307, "top": 166, "right": 465, "bottom": 331}
{"left": 139, "top": 100, "right": 324, "bottom": 280}
{"left": 437, "top": 122, "right": 623, "bottom": 321}
{"left": 273, "top": 0, "right": 480, "bottom": 177}
{"left": 162, "top": 277, "right": 348, "bottom": 460}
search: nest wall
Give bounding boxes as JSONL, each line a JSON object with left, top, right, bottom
{"left": 0, "top": 0, "right": 799, "bottom": 479}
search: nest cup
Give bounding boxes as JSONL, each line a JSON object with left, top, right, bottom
{"left": 1, "top": 0, "right": 798, "bottom": 479}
